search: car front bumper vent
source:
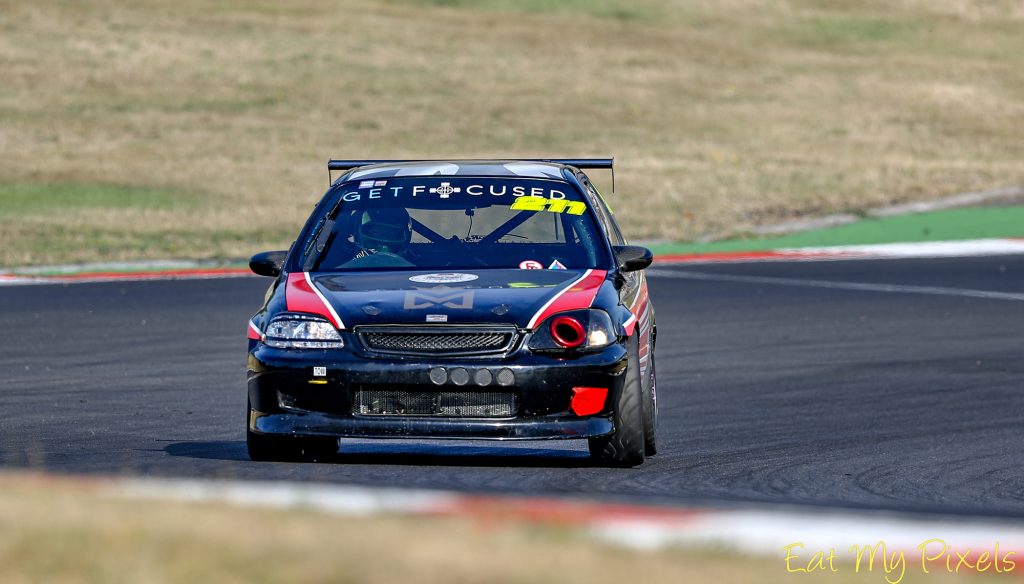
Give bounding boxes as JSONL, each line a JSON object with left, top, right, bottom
{"left": 353, "top": 387, "right": 518, "bottom": 418}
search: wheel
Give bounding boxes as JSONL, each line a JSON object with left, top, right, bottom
{"left": 588, "top": 336, "right": 646, "bottom": 467}
{"left": 642, "top": 350, "right": 658, "bottom": 456}
{"left": 246, "top": 399, "right": 338, "bottom": 462}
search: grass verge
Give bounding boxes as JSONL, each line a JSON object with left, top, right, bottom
{"left": 0, "top": 473, "right": 994, "bottom": 583}
{"left": 1, "top": 0, "right": 1022, "bottom": 265}
{"left": 650, "top": 205, "right": 1024, "bottom": 256}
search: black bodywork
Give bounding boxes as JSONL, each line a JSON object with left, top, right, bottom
{"left": 246, "top": 160, "right": 656, "bottom": 464}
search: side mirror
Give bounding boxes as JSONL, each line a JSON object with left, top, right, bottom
{"left": 612, "top": 245, "right": 653, "bottom": 272}
{"left": 249, "top": 250, "right": 287, "bottom": 278}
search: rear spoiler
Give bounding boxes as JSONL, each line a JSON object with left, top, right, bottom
{"left": 327, "top": 158, "right": 615, "bottom": 191}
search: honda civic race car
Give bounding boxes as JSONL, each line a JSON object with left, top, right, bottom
{"left": 246, "top": 159, "right": 657, "bottom": 466}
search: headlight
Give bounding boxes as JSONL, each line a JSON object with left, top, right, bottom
{"left": 584, "top": 310, "right": 614, "bottom": 349}
{"left": 264, "top": 313, "right": 344, "bottom": 349}
{"left": 528, "top": 309, "right": 615, "bottom": 352}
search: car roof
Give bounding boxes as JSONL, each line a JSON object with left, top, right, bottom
{"left": 337, "top": 160, "right": 572, "bottom": 183}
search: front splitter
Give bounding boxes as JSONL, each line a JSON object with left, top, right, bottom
{"left": 250, "top": 409, "right": 614, "bottom": 440}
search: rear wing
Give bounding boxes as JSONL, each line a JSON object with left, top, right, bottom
{"left": 327, "top": 158, "right": 615, "bottom": 191}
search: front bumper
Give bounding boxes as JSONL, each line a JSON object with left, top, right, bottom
{"left": 247, "top": 338, "right": 628, "bottom": 441}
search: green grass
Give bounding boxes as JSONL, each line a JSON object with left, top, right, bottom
{"left": 390, "top": 0, "right": 663, "bottom": 21}
{"left": 0, "top": 183, "right": 196, "bottom": 216}
{"left": 2, "top": 223, "right": 295, "bottom": 266}
{"left": 783, "top": 17, "right": 918, "bottom": 48}
{"left": 650, "top": 205, "right": 1024, "bottom": 255}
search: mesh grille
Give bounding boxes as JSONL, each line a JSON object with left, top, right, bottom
{"left": 353, "top": 388, "right": 517, "bottom": 417}
{"left": 357, "top": 327, "right": 516, "bottom": 356}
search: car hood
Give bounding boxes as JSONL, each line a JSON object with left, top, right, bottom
{"left": 306, "top": 269, "right": 597, "bottom": 329}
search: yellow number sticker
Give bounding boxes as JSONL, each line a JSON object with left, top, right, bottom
{"left": 510, "top": 196, "right": 586, "bottom": 215}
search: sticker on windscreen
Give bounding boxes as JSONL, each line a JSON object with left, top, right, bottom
{"left": 548, "top": 260, "right": 567, "bottom": 270}
{"left": 519, "top": 260, "right": 543, "bottom": 270}
{"left": 510, "top": 196, "right": 586, "bottom": 215}
{"left": 409, "top": 273, "right": 479, "bottom": 284}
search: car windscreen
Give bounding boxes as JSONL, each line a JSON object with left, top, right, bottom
{"left": 299, "top": 177, "right": 610, "bottom": 272}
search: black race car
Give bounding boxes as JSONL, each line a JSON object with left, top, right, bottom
{"left": 246, "top": 159, "right": 657, "bottom": 466}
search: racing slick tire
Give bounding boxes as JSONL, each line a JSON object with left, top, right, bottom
{"left": 642, "top": 351, "right": 658, "bottom": 456}
{"left": 246, "top": 399, "right": 338, "bottom": 462}
{"left": 588, "top": 336, "right": 645, "bottom": 467}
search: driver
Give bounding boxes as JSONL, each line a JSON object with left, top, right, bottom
{"left": 344, "top": 207, "right": 415, "bottom": 268}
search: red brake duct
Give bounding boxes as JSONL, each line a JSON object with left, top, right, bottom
{"left": 550, "top": 315, "right": 585, "bottom": 348}
{"left": 570, "top": 387, "right": 608, "bottom": 416}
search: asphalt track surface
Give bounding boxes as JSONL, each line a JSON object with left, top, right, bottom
{"left": 2, "top": 255, "right": 1023, "bottom": 518}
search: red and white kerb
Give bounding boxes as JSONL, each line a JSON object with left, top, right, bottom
{"left": 527, "top": 269, "right": 607, "bottom": 329}
{"left": 285, "top": 272, "right": 345, "bottom": 329}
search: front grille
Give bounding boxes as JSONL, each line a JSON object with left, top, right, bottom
{"left": 353, "top": 388, "right": 517, "bottom": 418}
{"left": 357, "top": 326, "right": 517, "bottom": 356}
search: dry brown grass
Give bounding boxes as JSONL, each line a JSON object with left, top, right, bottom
{"left": 0, "top": 473, "right": 989, "bottom": 584}
{"left": 0, "top": 474, "right": 780, "bottom": 584}
{"left": 1, "top": 0, "right": 1022, "bottom": 265}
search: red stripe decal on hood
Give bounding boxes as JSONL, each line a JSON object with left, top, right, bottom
{"left": 285, "top": 272, "right": 345, "bottom": 329}
{"left": 247, "top": 320, "right": 262, "bottom": 340}
{"left": 528, "top": 269, "right": 607, "bottom": 329}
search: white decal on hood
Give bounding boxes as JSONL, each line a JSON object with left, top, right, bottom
{"left": 404, "top": 287, "right": 474, "bottom": 309}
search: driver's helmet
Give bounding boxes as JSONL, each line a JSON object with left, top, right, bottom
{"left": 357, "top": 207, "right": 412, "bottom": 253}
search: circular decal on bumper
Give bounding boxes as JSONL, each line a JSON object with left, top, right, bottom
{"left": 409, "top": 273, "right": 479, "bottom": 284}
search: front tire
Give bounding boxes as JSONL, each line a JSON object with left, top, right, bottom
{"left": 588, "top": 337, "right": 646, "bottom": 467}
{"left": 246, "top": 399, "right": 338, "bottom": 462}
